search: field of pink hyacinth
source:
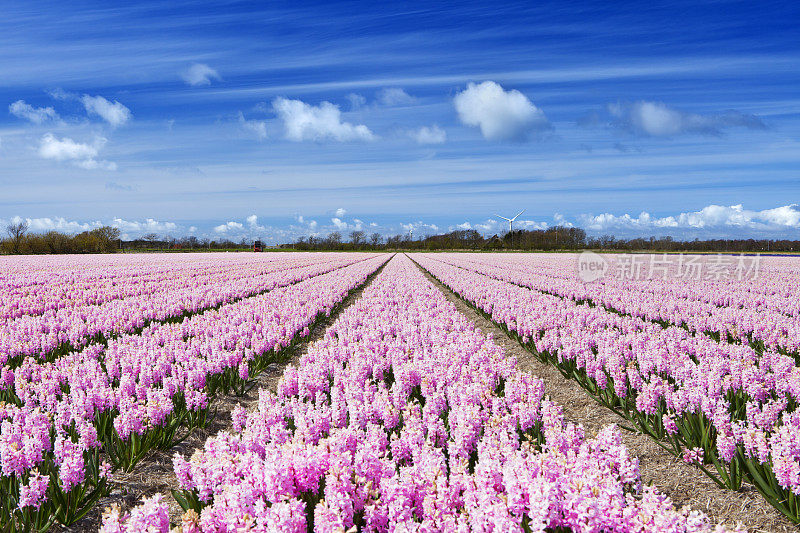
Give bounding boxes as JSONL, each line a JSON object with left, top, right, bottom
{"left": 413, "top": 253, "right": 800, "bottom": 524}
{"left": 2, "top": 252, "right": 799, "bottom": 531}
{"left": 0, "top": 252, "right": 387, "bottom": 530}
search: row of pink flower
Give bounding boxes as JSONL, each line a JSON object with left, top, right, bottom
{"left": 0, "top": 254, "right": 390, "bottom": 528}
{"left": 107, "top": 254, "right": 739, "bottom": 532}
{"left": 0, "top": 253, "right": 378, "bottom": 365}
{"left": 430, "top": 253, "right": 800, "bottom": 355}
{"left": 0, "top": 253, "right": 267, "bottom": 319}
{"left": 413, "top": 254, "right": 800, "bottom": 518}
{"left": 452, "top": 252, "right": 800, "bottom": 314}
{"left": 0, "top": 251, "right": 369, "bottom": 332}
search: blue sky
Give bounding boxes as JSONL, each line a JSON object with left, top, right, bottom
{"left": 1, "top": 0, "right": 799, "bottom": 242}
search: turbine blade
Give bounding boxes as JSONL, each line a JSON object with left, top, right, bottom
{"left": 494, "top": 215, "right": 511, "bottom": 221}
{"left": 511, "top": 209, "right": 525, "bottom": 221}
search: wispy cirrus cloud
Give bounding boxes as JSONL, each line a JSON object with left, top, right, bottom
{"left": 105, "top": 181, "right": 135, "bottom": 191}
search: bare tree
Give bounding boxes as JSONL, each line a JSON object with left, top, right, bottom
{"left": 6, "top": 220, "right": 29, "bottom": 254}
{"left": 326, "top": 232, "right": 342, "bottom": 249}
{"left": 370, "top": 232, "right": 382, "bottom": 247}
{"left": 349, "top": 230, "right": 366, "bottom": 247}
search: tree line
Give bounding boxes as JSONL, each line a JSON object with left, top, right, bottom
{"left": 286, "top": 227, "right": 800, "bottom": 253}
{"left": 284, "top": 228, "right": 594, "bottom": 251}
{"left": 3, "top": 223, "right": 798, "bottom": 254}
{"left": 2, "top": 221, "right": 121, "bottom": 254}
{"left": 121, "top": 234, "right": 251, "bottom": 251}
{"left": 0, "top": 223, "right": 260, "bottom": 254}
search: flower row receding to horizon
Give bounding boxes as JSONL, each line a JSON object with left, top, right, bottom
{"left": 106, "top": 254, "right": 741, "bottom": 532}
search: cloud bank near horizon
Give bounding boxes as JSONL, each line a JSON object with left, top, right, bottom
{"left": 4, "top": 204, "right": 799, "bottom": 244}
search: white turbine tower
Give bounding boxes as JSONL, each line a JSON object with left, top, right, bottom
{"left": 495, "top": 210, "right": 525, "bottom": 249}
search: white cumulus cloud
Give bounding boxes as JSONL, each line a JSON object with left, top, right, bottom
{"left": 462, "top": 217, "right": 549, "bottom": 235}
{"left": 9, "top": 100, "right": 60, "bottom": 124}
{"left": 81, "top": 95, "right": 132, "bottom": 127}
{"left": 335, "top": 208, "right": 347, "bottom": 217}
{"left": 272, "top": 97, "right": 375, "bottom": 142}
{"left": 22, "top": 216, "right": 99, "bottom": 233}
{"left": 759, "top": 205, "right": 800, "bottom": 227}
{"left": 214, "top": 221, "right": 244, "bottom": 233}
{"left": 411, "top": 125, "right": 446, "bottom": 144}
{"left": 181, "top": 63, "right": 221, "bottom": 86}
{"left": 580, "top": 204, "right": 800, "bottom": 232}
{"left": 112, "top": 218, "right": 177, "bottom": 234}
{"left": 401, "top": 221, "right": 440, "bottom": 236}
{"left": 38, "top": 133, "right": 116, "bottom": 170}
{"left": 454, "top": 81, "right": 550, "bottom": 141}
{"left": 39, "top": 134, "right": 98, "bottom": 160}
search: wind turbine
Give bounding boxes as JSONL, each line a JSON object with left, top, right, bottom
{"left": 495, "top": 210, "right": 525, "bottom": 249}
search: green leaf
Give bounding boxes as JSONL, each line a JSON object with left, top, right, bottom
{"left": 171, "top": 489, "right": 191, "bottom": 511}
